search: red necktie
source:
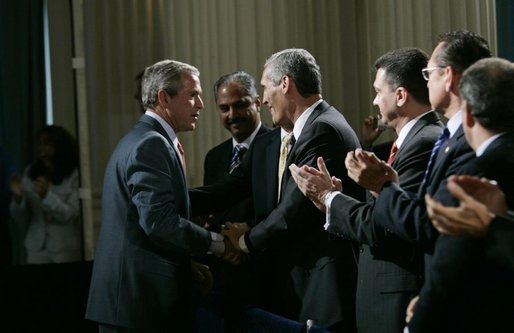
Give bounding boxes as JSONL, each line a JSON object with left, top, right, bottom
{"left": 177, "top": 141, "right": 186, "bottom": 174}
{"left": 387, "top": 141, "right": 398, "bottom": 165}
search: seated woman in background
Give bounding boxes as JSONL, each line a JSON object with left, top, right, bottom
{"left": 9, "top": 125, "right": 81, "bottom": 264}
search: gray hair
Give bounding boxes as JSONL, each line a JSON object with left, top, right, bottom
{"left": 459, "top": 57, "right": 514, "bottom": 132}
{"left": 213, "top": 71, "right": 258, "bottom": 101}
{"left": 264, "top": 48, "right": 322, "bottom": 97}
{"left": 141, "top": 60, "right": 200, "bottom": 110}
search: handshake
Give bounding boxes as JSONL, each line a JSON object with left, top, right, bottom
{"left": 220, "top": 222, "right": 250, "bottom": 265}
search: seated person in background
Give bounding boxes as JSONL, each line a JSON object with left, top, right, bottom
{"left": 9, "top": 125, "right": 81, "bottom": 264}
{"left": 360, "top": 114, "right": 394, "bottom": 162}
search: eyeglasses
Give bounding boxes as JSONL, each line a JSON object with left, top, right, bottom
{"left": 421, "top": 66, "right": 445, "bottom": 81}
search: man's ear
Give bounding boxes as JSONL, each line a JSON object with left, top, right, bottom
{"left": 157, "top": 89, "right": 169, "bottom": 106}
{"left": 281, "top": 75, "right": 290, "bottom": 93}
{"left": 396, "top": 87, "right": 407, "bottom": 107}
{"left": 445, "top": 66, "right": 461, "bottom": 93}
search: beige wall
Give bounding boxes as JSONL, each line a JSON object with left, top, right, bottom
{"left": 65, "top": 0, "right": 496, "bottom": 258}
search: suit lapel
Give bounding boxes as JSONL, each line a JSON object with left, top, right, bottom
{"left": 138, "top": 114, "right": 190, "bottom": 215}
{"left": 393, "top": 111, "right": 440, "bottom": 168}
{"left": 287, "top": 100, "right": 330, "bottom": 163}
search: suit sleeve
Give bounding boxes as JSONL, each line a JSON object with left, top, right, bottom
{"left": 246, "top": 121, "right": 363, "bottom": 252}
{"left": 189, "top": 144, "right": 253, "bottom": 217}
{"left": 486, "top": 214, "right": 514, "bottom": 271}
{"left": 127, "top": 134, "right": 211, "bottom": 255}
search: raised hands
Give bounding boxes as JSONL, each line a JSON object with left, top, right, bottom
{"left": 425, "top": 175, "right": 508, "bottom": 236}
{"left": 289, "top": 156, "right": 342, "bottom": 212}
{"left": 345, "top": 148, "right": 398, "bottom": 195}
{"left": 361, "top": 115, "right": 386, "bottom": 148}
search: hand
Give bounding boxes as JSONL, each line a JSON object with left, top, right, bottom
{"left": 9, "top": 174, "right": 23, "bottom": 203}
{"left": 222, "top": 222, "right": 250, "bottom": 249}
{"left": 33, "top": 176, "right": 50, "bottom": 199}
{"left": 221, "top": 235, "right": 245, "bottom": 265}
{"left": 406, "top": 295, "right": 419, "bottom": 323}
{"left": 221, "top": 222, "right": 250, "bottom": 265}
{"left": 191, "top": 260, "right": 213, "bottom": 296}
{"left": 289, "top": 157, "right": 338, "bottom": 212}
{"left": 361, "top": 115, "right": 386, "bottom": 148}
{"left": 450, "top": 175, "right": 507, "bottom": 216}
{"left": 345, "top": 149, "right": 398, "bottom": 193}
{"left": 425, "top": 176, "right": 506, "bottom": 237}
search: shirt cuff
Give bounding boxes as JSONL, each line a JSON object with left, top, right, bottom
{"left": 238, "top": 235, "right": 250, "bottom": 254}
{"left": 209, "top": 232, "right": 225, "bottom": 255}
{"left": 324, "top": 191, "right": 342, "bottom": 230}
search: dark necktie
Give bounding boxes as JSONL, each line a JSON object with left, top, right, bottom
{"left": 419, "top": 127, "right": 450, "bottom": 193}
{"left": 387, "top": 141, "right": 398, "bottom": 165}
{"left": 177, "top": 141, "right": 186, "bottom": 174}
{"left": 229, "top": 145, "right": 247, "bottom": 174}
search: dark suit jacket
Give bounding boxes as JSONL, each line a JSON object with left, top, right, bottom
{"left": 487, "top": 214, "right": 514, "bottom": 271}
{"left": 326, "top": 111, "right": 443, "bottom": 333}
{"left": 191, "top": 101, "right": 364, "bottom": 331}
{"left": 373, "top": 125, "right": 476, "bottom": 253}
{"left": 409, "top": 131, "right": 514, "bottom": 333}
{"left": 85, "top": 115, "right": 212, "bottom": 332}
{"left": 203, "top": 124, "right": 270, "bottom": 228}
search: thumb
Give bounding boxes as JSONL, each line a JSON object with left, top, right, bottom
{"left": 317, "top": 157, "right": 330, "bottom": 177}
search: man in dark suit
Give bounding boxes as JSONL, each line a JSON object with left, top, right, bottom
{"left": 191, "top": 48, "right": 364, "bottom": 332}
{"left": 203, "top": 71, "right": 270, "bottom": 230}
{"left": 290, "top": 48, "right": 443, "bottom": 332}
{"left": 290, "top": 48, "right": 443, "bottom": 333}
{"left": 85, "top": 60, "right": 236, "bottom": 333}
{"left": 342, "top": 31, "right": 491, "bottom": 253}
{"left": 201, "top": 71, "right": 269, "bottom": 332}
{"left": 408, "top": 57, "right": 514, "bottom": 332}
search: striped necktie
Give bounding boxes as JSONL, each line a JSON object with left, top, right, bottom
{"left": 229, "top": 144, "right": 247, "bottom": 174}
{"left": 419, "top": 127, "right": 450, "bottom": 193}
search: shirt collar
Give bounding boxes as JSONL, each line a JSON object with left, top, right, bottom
{"left": 476, "top": 133, "right": 504, "bottom": 157}
{"left": 293, "top": 99, "right": 323, "bottom": 141}
{"left": 396, "top": 111, "right": 433, "bottom": 149}
{"left": 232, "top": 121, "right": 262, "bottom": 149}
{"left": 145, "top": 110, "right": 180, "bottom": 148}
{"left": 446, "top": 109, "right": 463, "bottom": 138}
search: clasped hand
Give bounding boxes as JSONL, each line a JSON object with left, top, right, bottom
{"left": 219, "top": 222, "right": 250, "bottom": 265}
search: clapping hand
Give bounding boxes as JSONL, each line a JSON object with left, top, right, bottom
{"left": 425, "top": 175, "right": 507, "bottom": 236}
{"left": 289, "top": 156, "right": 342, "bottom": 212}
{"left": 345, "top": 148, "right": 398, "bottom": 196}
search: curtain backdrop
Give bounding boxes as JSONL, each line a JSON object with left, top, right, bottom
{"left": 0, "top": 0, "right": 46, "bottom": 170}
{"left": 75, "top": 0, "right": 497, "bottom": 257}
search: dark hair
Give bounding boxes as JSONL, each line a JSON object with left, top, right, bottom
{"left": 264, "top": 48, "right": 322, "bottom": 97}
{"left": 141, "top": 60, "right": 200, "bottom": 110}
{"left": 435, "top": 30, "right": 491, "bottom": 74}
{"left": 28, "top": 125, "right": 79, "bottom": 184}
{"left": 374, "top": 47, "right": 430, "bottom": 106}
{"left": 459, "top": 58, "right": 514, "bottom": 132}
{"left": 213, "top": 71, "right": 258, "bottom": 101}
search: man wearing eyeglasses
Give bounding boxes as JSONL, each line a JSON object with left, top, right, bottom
{"left": 341, "top": 30, "right": 491, "bottom": 331}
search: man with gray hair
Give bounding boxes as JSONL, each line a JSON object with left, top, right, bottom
{"left": 86, "top": 59, "right": 236, "bottom": 332}
{"left": 192, "top": 48, "right": 364, "bottom": 331}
